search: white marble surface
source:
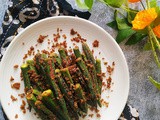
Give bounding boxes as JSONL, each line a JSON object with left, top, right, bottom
{"left": 0, "top": 1, "right": 160, "bottom": 120}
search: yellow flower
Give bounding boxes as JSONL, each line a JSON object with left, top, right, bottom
{"left": 128, "top": 0, "right": 140, "bottom": 3}
{"left": 132, "top": 8, "right": 158, "bottom": 30}
{"left": 153, "top": 25, "right": 160, "bottom": 38}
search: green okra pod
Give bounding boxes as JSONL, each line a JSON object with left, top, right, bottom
{"left": 96, "top": 59, "right": 102, "bottom": 94}
{"left": 81, "top": 53, "right": 87, "bottom": 62}
{"left": 75, "top": 57, "right": 97, "bottom": 106}
{"left": 42, "top": 90, "right": 70, "bottom": 120}
{"left": 50, "top": 53, "right": 63, "bottom": 69}
{"left": 26, "top": 93, "right": 55, "bottom": 120}
{"left": 58, "top": 48, "right": 67, "bottom": 60}
{"left": 55, "top": 69, "right": 79, "bottom": 119}
{"left": 21, "top": 64, "right": 31, "bottom": 91}
{"left": 87, "top": 63, "right": 101, "bottom": 107}
{"left": 60, "top": 68, "right": 74, "bottom": 89}
{"left": 26, "top": 59, "right": 44, "bottom": 91}
{"left": 82, "top": 42, "right": 95, "bottom": 65}
{"left": 82, "top": 44, "right": 101, "bottom": 107}
{"left": 75, "top": 84, "right": 88, "bottom": 113}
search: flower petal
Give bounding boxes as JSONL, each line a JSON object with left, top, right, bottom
{"left": 132, "top": 8, "right": 158, "bottom": 30}
{"left": 153, "top": 24, "right": 160, "bottom": 38}
{"left": 128, "top": 0, "right": 140, "bottom": 3}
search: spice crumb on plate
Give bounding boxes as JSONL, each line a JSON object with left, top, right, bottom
{"left": 13, "top": 64, "right": 19, "bottom": 69}
{"left": 57, "top": 28, "right": 60, "bottom": 32}
{"left": 91, "top": 49, "right": 94, "bottom": 54}
{"left": 92, "top": 40, "right": 99, "bottom": 47}
{"left": 106, "top": 76, "right": 112, "bottom": 89}
{"left": 18, "top": 93, "right": 25, "bottom": 98}
{"left": 11, "top": 82, "right": 20, "bottom": 90}
{"left": 112, "top": 61, "right": 115, "bottom": 66}
{"left": 88, "top": 114, "right": 94, "bottom": 118}
{"left": 15, "top": 114, "right": 18, "bottom": 119}
{"left": 70, "top": 28, "right": 77, "bottom": 35}
{"left": 53, "top": 33, "right": 60, "bottom": 42}
{"left": 23, "top": 54, "right": 28, "bottom": 60}
{"left": 30, "top": 46, "right": 34, "bottom": 51}
{"left": 96, "top": 113, "right": 101, "bottom": 118}
{"left": 70, "top": 29, "right": 87, "bottom": 43}
{"left": 10, "top": 76, "right": 14, "bottom": 81}
{"left": 10, "top": 95, "right": 17, "bottom": 102}
{"left": 37, "top": 35, "right": 48, "bottom": 43}
{"left": 104, "top": 62, "right": 108, "bottom": 65}
{"left": 20, "top": 100, "right": 26, "bottom": 114}
{"left": 107, "top": 65, "right": 114, "bottom": 75}
{"left": 62, "top": 34, "right": 67, "bottom": 39}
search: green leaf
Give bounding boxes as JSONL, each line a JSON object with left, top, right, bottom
{"left": 149, "top": 76, "right": 160, "bottom": 90}
{"left": 143, "top": 40, "right": 159, "bottom": 51}
{"left": 116, "top": 18, "right": 131, "bottom": 30}
{"left": 116, "top": 28, "right": 136, "bottom": 43}
{"left": 99, "top": 0, "right": 106, "bottom": 3}
{"left": 107, "top": 20, "right": 118, "bottom": 30}
{"left": 115, "top": 11, "right": 131, "bottom": 30}
{"left": 125, "top": 33, "right": 147, "bottom": 45}
{"left": 149, "top": 0, "right": 157, "bottom": 8}
{"left": 104, "top": 0, "right": 125, "bottom": 8}
{"left": 153, "top": 7, "right": 160, "bottom": 26}
{"left": 127, "top": 9, "right": 138, "bottom": 24}
{"left": 143, "top": 42, "right": 151, "bottom": 51}
{"left": 156, "top": 7, "right": 160, "bottom": 16}
{"left": 135, "top": 28, "right": 148, "bottom": 35}
{"left": 76, "top": 0, "right": 89, "bottom": 9}
{"left": 84, "top": 0, "right": 93, "bottom": 10}
{"left": 154, "top": 17, "right": 160, "bottom": 26}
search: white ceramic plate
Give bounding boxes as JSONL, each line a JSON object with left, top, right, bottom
{"left": 0, "top": 16, "right": 129, "bottom": 120}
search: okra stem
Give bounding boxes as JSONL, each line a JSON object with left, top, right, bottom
{"left": 73, "top": 46, "right": 82, "bottom": 58}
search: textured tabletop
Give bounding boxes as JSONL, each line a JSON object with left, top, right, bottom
{"left": 0, "top": 1, "right": 160, "bottom": 120}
